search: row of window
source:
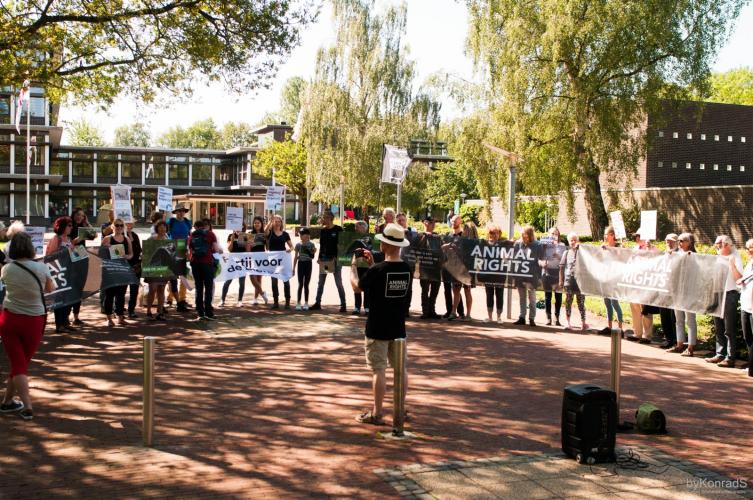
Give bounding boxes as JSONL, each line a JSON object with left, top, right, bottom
{"left": 657, "top": 161, "right": 746, "bottom": 172}
{"left": 658, "top": 131, "right": 747, "bottom": 143}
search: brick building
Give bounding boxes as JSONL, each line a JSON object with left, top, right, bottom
{"left": 553, "top": 101, "right": 753, "bottom": 244}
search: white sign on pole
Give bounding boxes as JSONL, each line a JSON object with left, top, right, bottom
{"left": 113, "top": 199, "right": 134, "bottom": 223}
{"left": 110, "top": 184, "right": 131, "bottom": 202}
{"left": 157, "top": 187, "right": 173, "bottom": 212}
{"left": 381, "top": 144, "right": 412, "bottom": 185}
{"left": 27, "top": 226, "right": 45, "bottom": 256}
{"left": 610, "top": 210, "right": 627, "bottom": 240}
{"left": 226, "top": 206, "right": 244, "bottom": 231}
{"left": 265, "top": 186, "right": 284, "bottom": 212}
{"left": 639, "top": 210, "right": 657, "bottom": 241}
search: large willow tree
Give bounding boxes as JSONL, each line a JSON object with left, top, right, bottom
{"left": 466, "top": 0, "right": 746, "bottom": 237}
{"left": 299, "top": 0, "right": 440, "bottom": 212}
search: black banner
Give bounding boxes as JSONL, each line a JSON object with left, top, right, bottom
{"left": 405, "top": 232, "right": 444, "bottom": 282}
{"left": 101, "top": 258, "right": 139, "bottom": 290}
{"left": 440, "top": 237, "right": 543, "bottom": 287}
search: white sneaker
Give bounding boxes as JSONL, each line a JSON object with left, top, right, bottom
{"left": 303, "top": 303, "right": 309, "bottom": 311}
{"left": 364, "top": 308, "right": 369, "bottom": 314}
{"left": 252, "top": 298, "right": 259, "bottom": 306}
{"left": 219, "top": 301, "right": 225, "bottom": 308}
{"left": 262, "top": 292, "right": 269, "bottom": 305}
{"left": 483, "top": 317, "right": 491, "bottom": 323}
{"left": 295, "top": 304, "right": 302, "bottom": 311}
{"left": 235, "top": 302, "right": 243, "bottom": 308}
{"left": 497, "top": 317, "right": 503, "bottom": 324}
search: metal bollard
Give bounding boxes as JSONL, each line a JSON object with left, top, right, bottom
{"left": 609, "top": 329, "right": 621, "bottom": 407}
{"left": 143, "top": 336, "right": 155, "bottom": 447}
{"left": 392, "top": 338, "right": 407, "bottom": 437}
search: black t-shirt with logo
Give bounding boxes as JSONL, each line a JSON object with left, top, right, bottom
{"left": 319, "top": 225, "right": 343, "bottom": 259}
{"left": 358, "top": 260, "right": 412, "bottom": 340}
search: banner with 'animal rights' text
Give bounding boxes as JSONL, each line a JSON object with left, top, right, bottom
{"left": 214, "top": 251, "right": 293, "bottom": 282}
{"left": 574, "top": 245, "right": 728, "bottom": 316}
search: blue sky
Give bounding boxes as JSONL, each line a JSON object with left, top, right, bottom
{"left": 58, "top": 0, "right": 753, "bottom": 144}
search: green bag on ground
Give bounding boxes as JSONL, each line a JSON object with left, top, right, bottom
{"left": 635, "top": 402, "right": 667, "bottom": 434}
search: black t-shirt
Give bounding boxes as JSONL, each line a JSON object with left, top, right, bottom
{"left": 319, "top": 225, "right": 343, "bottom": 258}
{"left": 358, "top": 260, "right": 412, "bottom": 340}
{"left": 249, "top": 230, "right": 266, "bottom": 252}
{"left": 267, "top": 231, "right": 291, "bottom": 251}
{"left": 227, "top": 233, "right": 246, "bottom": 253}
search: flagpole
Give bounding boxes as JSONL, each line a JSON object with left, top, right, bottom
{"left": 24, "top": 79, "right": 30, "bottom": 225}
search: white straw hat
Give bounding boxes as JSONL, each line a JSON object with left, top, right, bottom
{"left": 375, "top": 223, "right": 410, "bottom": 247}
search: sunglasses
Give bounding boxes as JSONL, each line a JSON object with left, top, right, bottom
{"left": 114, "top": 224, "right": 124, "bottom": 228}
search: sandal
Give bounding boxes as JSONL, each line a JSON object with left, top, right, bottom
{"left": 355, "top": 411, "right": 384, "bottom": 425}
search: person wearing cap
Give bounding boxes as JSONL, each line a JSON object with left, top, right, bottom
{"left": 351, "top": 223, "right": 412, "bottom": 425}
{"left": 418, "top": 216, "right": 441, "bottom": 319}
{"left": 309, "top": 211, "right": 347, "bottom": 312}
{"left": 167, "top": 204, "right": 193, "bottom": 312}
{"left": 657, "top": 233, "right": 678, "bottom": 349}
{"left": 706, "top": 235, "right": 743, "bottom": 368}
{"left": 668, "top": 233, "right": 698, "bottom": 356}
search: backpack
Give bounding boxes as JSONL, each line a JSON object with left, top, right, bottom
{"left": 190, "top": 230, "right": 209, "bottom": 258}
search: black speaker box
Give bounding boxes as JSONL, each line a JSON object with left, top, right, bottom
{"left": 561, "top": 384, "right": 617, "bottom": 464}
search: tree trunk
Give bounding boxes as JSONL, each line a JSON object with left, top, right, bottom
{"left": 582, "top": 160, "right": 609, "bottom": 239}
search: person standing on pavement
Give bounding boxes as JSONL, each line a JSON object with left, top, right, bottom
{"left": 514, "top": 225, "right": 541, "bottom": 326}
{"left": 248, "top": 216, "right": 269, "bottom": 306}
{"left": 69, "top": 207, "right": 92, "bottom": 326}
{"left": 265, "top": 215, "right": 293, "bottom": 309}
{"left": 737, "top": 238, "right": 753, "bottom": 377}
{"left": 667, "top": 233, "right": 698, "bottom": 357}
{"left": 396, "top": 213, "right": 415, "bottom": 317}
{"left": 559, "top": 232, "right": 588, "bottom": 331}
{"left": 350, "top": 221, "right": 372, "bottom": 315}
{"left": 418, "top": 216, "right": 441, "bottom": 320}
{"left": 483, "top": 224, "right": 504, "bottom": 323}
{"left": 0, "top": 232, "right": 56, "bottom": 420}
{"left": 167, "top": 205, "right": 193, "bottom": 312}
{"left": 188, "top": 219, "right": 222, "bottom": 321}
{"left": 310, "top": 211, "right": 347, "bottom": 312}
{"left": 442, "top": 215, "right": 464, "bottom": 319}
{"left": 294, "top": 228, "right": 316, "bottom": 310}
{"left": 600, "top": 226, "right": 623, "bottom": 334}
{"left": 542, "top": 227, "right": 565, "bottom": 326}
{"left": 102, "top": 219, "right": 133, "bottom": 327}
{"left": 45, "top": 216, "right": 79, "bottom": 333}
{"left": 707, "top": 235, "right": 743, "bottom": 368}
{"left": 657, "top": 234, "right": 678, "bottom": 348}
{"left": 220, "top": 224, "right": 249, "bottom": 308}
{"left": 627, "top": 233, "right": 655, "bottom": 344}
{"left": 125, "top": 222, "right": 142, "bottom": 319}
{"left": 351, "top": 223, "right": 412, "bottom": 425}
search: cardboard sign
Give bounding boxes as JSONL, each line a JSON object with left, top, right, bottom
{"left": 265, "top": 186, "right": 284, "bottom": 211}
{"left": 226, "top": 206, "right": 244, "bottom": 231}
{"left": 639, "top": 210, "right": 657, "bottom": 241}
{"left": 78, "top": 227, "right": 97, "bottom": 242}
{"left": 113, "top": 199, "right": 133, "bottom": 223}
{"left": 610, "top": 211, "right": 627, "bottom": 240}
{"left": 157, "top": 187, "right": 173, "bottom": 212}
{"left": 111, "top": 185, "right": 131, "bottom": 202}
{"left": 26, "top": 226, "right": 45, "bottom": 256}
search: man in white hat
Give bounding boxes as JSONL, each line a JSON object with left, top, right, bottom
{"left": 167, "top": 204, "right": 193, "bottom": 312}
{"left": 350, "top": 223, "right": 412, "bottom": 425}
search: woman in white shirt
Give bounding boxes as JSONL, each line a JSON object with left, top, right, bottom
{"left": 667, "top": 233, "right": 698, "bottom": 357}
{"left": 738, "top": 239, "right": 753, "bottom": 377}
{"left": 0, "top": 232, "right": 56, "bottom": 420}
{"left": 706, "top": 235, "right": 743, "bottom": 368}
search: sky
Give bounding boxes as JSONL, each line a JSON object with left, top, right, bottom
{"left": 58, "top": 0, "right": 753, "bottom": 145}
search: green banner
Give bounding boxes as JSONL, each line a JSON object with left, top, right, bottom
{"left": 141, "top": 238, "right": 186, "bottom": 280}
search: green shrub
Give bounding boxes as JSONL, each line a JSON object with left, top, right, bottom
{"left": 459, "top": 204, "right": 482, "bottom": 226}
{"left": 516, "top": 199, "right": 558, "bottom": 232}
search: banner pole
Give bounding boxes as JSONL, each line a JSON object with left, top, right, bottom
{"left": 506, "top": 164, "right": 516, "bottom": 319}
{"left": 24, "top": 80, "right": 30, "bottom": 225}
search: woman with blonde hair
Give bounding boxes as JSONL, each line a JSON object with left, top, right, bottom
{"left": 101, "top": 218, "right": 133, "bottom": 327}
{"left": 514, "top": 225, "right": 541, "bottom": 326}
{"left": 601, "top": 226, "right": 623, "bottom": 333}
{"left": 265, "top": 214, "right": 293, "bottom": 309}
{"left": 484, "top": 223, "right": 504, "bottom": 323}
{"left": 448, "top": 221, "right": 477, "bottom": 321}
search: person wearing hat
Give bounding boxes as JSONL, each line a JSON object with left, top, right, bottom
{"left": 350, "top": 223, "right": 412, "bottom": 425}
{"left": 167, "top": 204, "right": 193, "bottom": 312}
{"left": 418, "top": 216, "right": 441, "bottom": 319}
{"left": 657, "top": 233, "right": 678, "bottom": 349}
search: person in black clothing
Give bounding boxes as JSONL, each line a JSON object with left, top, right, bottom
{"left": 220, "top": 224, "right": 249, "bottom": 307}
{"left": 351, "top": 223, "right": 412, "bottom": 425}
{"left": 125, "top": 222, "right": 142, "bottom": 318}
{"left": 265, "top": 215, "right": 294, "bottom": 309}
{"left": 69, "top": 207, "right": 92, "bottom": 325}
{"left": 419, "top": 216, "right": 441, "bottom": 319}
{"left": 310, "top": 211, "right": 347, "bottom": 312}
{"left": 442, "top": 215, "right": 464, "bottom": 318}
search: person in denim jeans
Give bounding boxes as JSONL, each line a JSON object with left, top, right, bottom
{"left": 600, "top": 226, "right": 623, "bottom": 334}
{"left": 309, "top": 212, "right": 346, "bottom": 312}
{"left": 188, "top": 220, "right": 222, "bottom": 320}
{"left": 513, "top": 225, "right": 541, "bottom": 326}
{"left": 706, "top": 235, "right": 742, "bottom": 368}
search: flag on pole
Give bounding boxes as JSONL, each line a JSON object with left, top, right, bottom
{"left": 15, "top": 86, "right": 29, "bottom": 134}
{"left": 380, "top": 145, "right": 412, "bottom": 184}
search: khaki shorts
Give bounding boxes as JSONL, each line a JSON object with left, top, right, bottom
{"left": 365, "top": 338, "right": 406, "bottom": 371}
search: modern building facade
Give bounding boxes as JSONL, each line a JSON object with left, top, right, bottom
{"left": 1, "top": 84, "right": 295, "bottom": 226}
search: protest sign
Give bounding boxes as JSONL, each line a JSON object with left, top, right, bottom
{"left": 101, "top": 258, "right": 139, "bottom": 290}
{"left": 157, "top": 187, "right": 173, "bottom": 212}
{"left": 113, "top": 199, "right": 133, "bottom": 223}
{"left": 265, "top": 186, "right": 284, "bottom": 211}
{"left": 77, "top": 227, "right": 97, "bottom": 242}
{"left": 610, "top": 211, "right": 627, "bottom": 239}
{"left": 405, "top": 232, "right": 444, "bottom": 282}
{"left": 44, "top": 248, "right": 93, "bottom": 310}
{"left": 142, "top": 238, "right": 186, "bottom": 280}
{"left": 456, "top": 239, "right": 543, "bottom": 287}
{"left": 639, "top": 210, "right": 657, "bottom": 241}
{"left": 111, "top": 185, "right": 131, "bottom": 201}
{"left": 226, "top": 206, "right": 244, "bottom": 231}
{"left": 215, "top": 250, "right": 293, "bottom": 282}
{"left": 575, "top": 245, "right": 727, "bottom": 316}
{"left": 381, "top": 144, "right": 412, "bottom": 184}
{"left": 26, "top": 226, "right": 45, "bottom": 256}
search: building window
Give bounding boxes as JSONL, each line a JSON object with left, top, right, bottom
{"left": 743, "top": 137, "right": 747, "bottom": 143}
{"left": 672, "top": 132, "right": 678, "bottom": 139}
{"left": 727, "top": 165, "right": 732, "bottom": 171}
{"left": 686, "top": 162, "right": 691, "bottom": 169}
{"left": 658, "top": 161, "right": 663, "bottom": 168}
{"left": 714, "top": 164, "right": 719, "bottom": 170}
{"left": 671, "top": 162, "right": 677, "bottom": 168}
{"left": 700, "top": 163, "right": 705, "bottom": 170}
{"left": 741, "top": 166, "right": 746, "bottom": 172}
{"left": 658, "top": 131, "right": 664, "bottom": 137}
{"left": 97, "top": 160, "right": 117, "bottom": 181}
{"left": 714, "top": 135, "right": 719, "bottom": 141}
{"left": 686, "top": 133, "right": 692, "bottom": 139}
{"left": 701, "top": 134, "right": 706, "bottom": 140}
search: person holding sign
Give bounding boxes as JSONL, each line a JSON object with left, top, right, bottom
{"left": 102, "top": 219, "right": 133, "bottom": 327}
{"left": 514, "top": 225, "right": 541, "bottom": 326}
{"left": 248, "top": 216, "right": 269, "bottom": 305}
{"left": 45, "top": 216, "right": 80, "bottom": 333}
{"left": 483, "top": 224, "right": 505, "bottom": 323}
{"left": 559, "top": 233, "right": 587, "bottom": 331}
{"left": 220, "top": 224, "right": 249, "bottom": 308}
{"left": 145, "top": 221, "right": 170, "bottom": 321}
{"left": 265, "top": 215, "right": 293, "bottom": 309}
{"left": 668, "top": 233, "right": 698, "bottom": 357}
{"left": 601, "top": 226, "right": 624, "bottom": 333}
{"left": 167, "top": 205, "right": 193, "bottom": 312}
{"left": 542, "top": 227, "right": 565, "bottom": 326}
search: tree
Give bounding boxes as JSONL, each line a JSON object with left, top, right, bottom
{"left": 424, "top": 162, "right": 478, "bottom": 210}
{"left": 113, "top": 123, "right": 151, "bottom": 147}
{"left": 67, "top": 119, "right": 106, "bottom": 146}
{"left": 254, "top": 140, "right": 307, "bottom": 217}
{"left": 299, "top": 0, "right": 440, "bottom": 214}
{"left": 157, "top": 119, "right": 221, "bottom": 149}
{"left": 708, "top": 68, "right": 753, "bottom": 106}
{"left": 280, "top": 76, "right": 308, "bottom": 124}
{"left": 467, "top": 0, "right": 746, "bottom": 237}
{"left": 220, "top": 122, "right": 256, "bottom": 149}
{"left": 1, "top": 1, "right": 316, "bottom": 106}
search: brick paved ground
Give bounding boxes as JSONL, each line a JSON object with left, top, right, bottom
{"left": 0, "top": 269, "right": 751, "bottom": 499}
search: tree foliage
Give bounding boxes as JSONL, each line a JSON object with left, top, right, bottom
{"left": 157, "top": 119, "right": 221, "bottom": 149}
{"left": 466, "top": 0, "right": 746, "bottom": 237}
{"left": 253, "top": 140, "right": 308, "bottom": 201}
{"left": 220, "top": 122, "right": 257, "bottom": 149}
{"left": 299, "top": 0, "right": 440, "bottom": 211}
{"left": 280, "top": 76, "right": 308, "bottom": 124}
{"left": 67, "top": 119, "right": 106, "bottom": 146}
{"left": 708, "top": 67, "right": 753, "bottom": 106}
{"left": 113, "top": 122, "right": 151, "bottom": 147}
{"left": 1, "top": 1, "right": 316, "bottom": 105}
{"left": 423, "top": 162, "right": 478, "bottom": 210}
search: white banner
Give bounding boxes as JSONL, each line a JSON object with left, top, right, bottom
{"left": 610, "top": 210, "right": 627, "bottom": 240}
{"left": 265, "top": 186, "right": 284, "bottom": 211}
{"left": 381, "top": 144, "right": 412, "bottom": 184}
{"left": 157, "top": 187, "right": 173, "bottom": 212}
{"left": 226, "top": 207, "right": 243, "bottom": 231}
{"left": 214, "top": 251, "right": 293, "bottom": 282}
